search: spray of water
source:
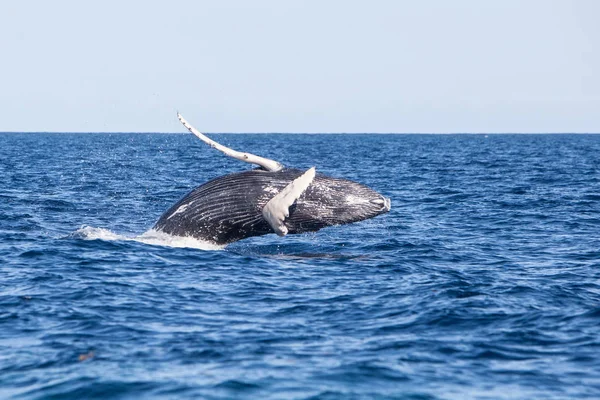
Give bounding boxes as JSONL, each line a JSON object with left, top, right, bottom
{"left": 71, "top": 225, "right": 225, "bottom": 251}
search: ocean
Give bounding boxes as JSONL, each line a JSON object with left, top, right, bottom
{"left": 1, "top": 132, "right": 599, "bottom": 399}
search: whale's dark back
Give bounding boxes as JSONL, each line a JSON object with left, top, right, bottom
{"left": 154, "top": 168, "right": 388, "bottom": 244}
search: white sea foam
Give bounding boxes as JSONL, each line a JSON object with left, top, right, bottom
{"left": 137, "top": 229, "right": 225, "bottom": 250}
{"left": 71, "top": 225, "right": 225, "bottom": 251}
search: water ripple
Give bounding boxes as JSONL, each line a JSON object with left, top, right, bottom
{"left": 1, "top": 133, "right": 599, "bottom": 399}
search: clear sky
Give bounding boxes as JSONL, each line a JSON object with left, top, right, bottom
{"left": 1, "top": 0, "right": 598, "bottom": 133}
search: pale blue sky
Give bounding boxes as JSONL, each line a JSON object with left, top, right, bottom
{"left": 1, "top": 0, "right": 598, "bottom": 133}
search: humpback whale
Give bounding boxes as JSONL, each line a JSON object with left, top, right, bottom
{"left": 153, "top": 114, "right": 391, "bottom": 245}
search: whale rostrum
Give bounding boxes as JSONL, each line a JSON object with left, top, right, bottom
{"left": 153, "top": 114, "right": 390, "bottom": 245}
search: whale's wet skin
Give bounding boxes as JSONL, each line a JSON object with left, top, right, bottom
{"left": 154, "top": 168, "right": 390, "bottom": 244}
{"left": 153, "top": 114, "right": 390, "bottom": 245}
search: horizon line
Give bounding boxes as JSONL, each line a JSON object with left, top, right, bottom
{"left": 1, "top": 131, "right": 600, "bottom": 135}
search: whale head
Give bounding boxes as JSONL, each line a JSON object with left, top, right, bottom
{"left": 284, "top": 171, "right": 391, "bottom": 233}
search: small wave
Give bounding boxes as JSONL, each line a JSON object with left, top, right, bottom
{"left": 69, "top": 226, "right": 224, "bottom": 251}
{"left": 137, "top": 229, "right": 225, "bottom": 250}
{"left": 70, "top": 226, "right": 125, "bottom": 241}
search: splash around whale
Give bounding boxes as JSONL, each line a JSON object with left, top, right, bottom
{"left": 153, "top": 114, "right": 391, "bottom": 245}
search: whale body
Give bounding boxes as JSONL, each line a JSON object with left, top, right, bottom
{"left": 154, "top": 168, "right": 390, "bottom": 245}
{"left": 152, "top": 114, "right": 391, "bottom": 245}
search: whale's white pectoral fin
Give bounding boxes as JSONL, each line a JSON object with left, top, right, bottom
{"left": 262, "top": 167, "right": 316, "bottom": 236}
{"left": 177, "top": 113, "right": 284, "bottom": 172}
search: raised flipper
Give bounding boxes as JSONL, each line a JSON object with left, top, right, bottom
{"left": 262, "top": 167, "right": 316, "bottom": 236}
{"left": 177, "top": 113, "right": 284, "bottom": 172}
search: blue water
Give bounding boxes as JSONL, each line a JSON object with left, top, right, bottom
{"left": 1, "top": 132, "right": 600, "bottom": 399}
